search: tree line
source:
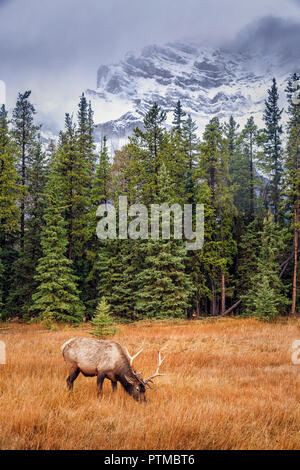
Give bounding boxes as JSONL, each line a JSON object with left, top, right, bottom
{"left": 0, "top": 74, "right": 299, "bottom": 323}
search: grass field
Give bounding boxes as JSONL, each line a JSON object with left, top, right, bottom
{"left": 0, "top": 318, "right": 300, "bottom": 450}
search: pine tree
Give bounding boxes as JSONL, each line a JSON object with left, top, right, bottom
{"left": 56, "top": 99, "right": 97, "bottom": 309}
{"left": 242, "top": 215, "right": 289, "bottom": 321}
{"left": 109, "top": 240, "right": 144, "bottom": 320}
{"left": 90, "top": 136, "right": 110, "bottom": 207}
{"left": 12, "top": 91, "right": 39, "bottom": 248}
{"left": 90, "top": 297, "right": 117, "bottom": 337}
{"left": 164, "top": 102, "right": 188, "bottom": 200}
{"left": 197, "top": 118, "right": 236, "bottom": 315}
{"left": 85, "top": 135, "right": 111, "bottom": 315}
{"left": 172, "top": 100, "right": 186, "bottom": 135}
{"left": 31, "top": 168, "right": 84, "bottom": 323}
{"left": 236, "top": 218, "right": 264, "bottom": 298}
{"left": 238, "top": 117, "right": 260, "bottom": 221}
{"left": 77, "top": 92, "right": 96, "bottom": 175}
{"left": 131, "top": 102, "right": 167, "bottom": 202}
{"left": 262, "top": 78, "right": 283, "bottom": 222}
{"left": 56, "top": 113, "right": 90, "bottom": 261}
{"left": 85, "top": 238, "right": 111, "bottom": 318}
{"left": 225, "top": 117, "right": 244, "bottom": 211}
{"left": 0, "top": 105, "right": 19, "bottom": 232}
{"left": 6, "top": 136, "right": 48, "bottom": 317}
{"left": 0, "top": 105, "right": 19, "bottom": 314}
{"left": 284, "top": 73, "right": 300, "bottom": 315}
{"left": 182, "top": 114, "right": 199, "bottom": 204}
{"left": 111, "top": 144, "right": 135, "bottom": 200}
{"left": 136, "top": 164, "right": 194, "bottom": 318}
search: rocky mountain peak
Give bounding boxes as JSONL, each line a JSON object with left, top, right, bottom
{"left": 86, "top": 40, "right": 299, "bottom": 150}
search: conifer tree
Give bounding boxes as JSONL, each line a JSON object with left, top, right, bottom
{"left": 111, "top": 144, "right": 135, "bottom": 201}
{"left": 242, "top": 215, "right": 289, "bottom": 321}
{"left": 136, "top": 163, "right": 194, "bottom": 318}
{"left": 85, "top": 238, "right": 112, "bottom": 317}
{"left": 172, "top": 100, "right": 186, "bottom": 136}
{"left": 6, "top": 136, "right": 48, "bottom": 316}
{"left": 131, "top": 102, "right": 167, "bottom": 201}
{"left": 77, "top": 92, "right": 96, "bottom": 175}
{"left": 91, "top": 136, "right": 110, "bottom": 207}
{"left": 56, "top": 113, "right": 90, "bottom": 261}
{"left": 107, "top": 239, "right": 144, "bottom": 320}
{"left": 31, "top": 168, "right": 84, "bottom": 323}
{"left": 285, "top": 73, "right": 300, "bottom": 315}
{"left": 90, "top": 297, "right": 117, "bottom": 337}
{"left": 225, "top": 117, "right": 243, "bottom": 208}
{"left": 86, "top": 136, "right": 111, "bottom": 314}
{"left": 235, "top": 217, "right": 263, "bottom": 298}
{"left": 198, "top": 118, "right": 236, "bottom": 315}
{"left": 12, "top": 91, "right": 39, "bottom": 248}
{"left": 0, "top": 105, "right": 19, "bottom": 232}
{"left": 238, "top": 117, "right": 260, "bottom": 221}
{"left": 166, "top": 125, "right": 185, "bottom": 200}
{"left": 182, "top": 114, "right": 199, "bottom": 204}
{"left": 262, "top": 78, "right": 283, "bottom": 222}
{"left": 0, "top": 105, "right": 19, "bottom": 314}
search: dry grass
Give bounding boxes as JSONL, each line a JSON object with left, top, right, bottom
{"left": 0, "top": 318, "right": 300, "bottom": 450}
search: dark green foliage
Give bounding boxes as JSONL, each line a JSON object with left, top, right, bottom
{"left": 136, "top": 239, "right": 193, "bottom": 318}
{"left": 109, "top": 240, "right": 143, "bottom": 320}
{"left": 242, "top": 216, "right": 289, "bottom": 321}
{"left": 197, "top": 118, "right": 236, "bottom": 315}
{"left": 90, "top": 297, "right": 117, "bottom": 337}
{"left": 182, "top": 114, "right": 199, "bottom": 204}
{"left": 235, "top": 218, "right": 263, "bottom": 297}
{"left": 238, "top": 117, "right": 260, "bottom": 221}
{"left": 12, "top": 91, "right": 39, "bottom": 248}
{"left": 31, "top": 169, "right": 84, "bottom": 323}
{"left": 131, "top": 102, "right": 167, "bottom": 202}
{"left": 6, "top": 136, "right": 48, "bottom": 317}
{"left": 262, "top": 78, "right": 283, "bottom": 222}
{"left": 136, "top": 164, "right": 194, "bottom": 318}
{"left": 0, "top": 81, "right": 298, "bottom": 322}
{"left": 0, "top": 105, "right": 19, "bottom": 233}
{"left": 91, "top": 136, "right": 110, "bottom": 207}
{"left": 172, "top": 100, "right": 186, "bottom": 135}
{"left": 0, "top": 105, "right": 20, "bottom": 317}
{"left": 284, "top": 73, "right": 300, "bottom": 315}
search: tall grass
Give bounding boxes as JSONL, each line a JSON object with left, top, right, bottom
{"left": 0, "top": 318, "right": 300, "bottom": 450}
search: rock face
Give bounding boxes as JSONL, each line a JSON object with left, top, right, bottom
{"left": 86, "top": 41, "right": 299, "bottom": 149}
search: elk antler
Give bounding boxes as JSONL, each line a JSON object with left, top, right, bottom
{"left": 125, "top": 346, "right": 143, "bottom": 366}
{"left": 144, "top": 351, "right": 165, "bottom": 388}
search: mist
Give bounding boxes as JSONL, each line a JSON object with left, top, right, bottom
{"left": 0, "top": 0, "right": 299, "bottom": 130}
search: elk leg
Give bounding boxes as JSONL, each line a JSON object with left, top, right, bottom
{"left": 97, "top": 372, "right": 105, "bottom": 396}
{"left": 111, "top": 381, "right": 117, "bottom": 392}
{"left": 66, "top": 367, "right": 80, "bottom": 391}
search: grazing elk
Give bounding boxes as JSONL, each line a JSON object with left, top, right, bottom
{"left": 62, "top": 337, "right": 165, "bottom": 402}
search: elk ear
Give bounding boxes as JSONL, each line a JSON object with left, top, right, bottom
{"left": 124, "top": 374, "right": 135, "bottom": 385}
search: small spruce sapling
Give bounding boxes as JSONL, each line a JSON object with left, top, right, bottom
{"left": 90, "top": 297, "right": 117, "bottom": 337}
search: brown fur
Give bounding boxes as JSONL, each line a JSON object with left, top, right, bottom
{"left": 62, "top": 337, "right": 146, "bottom": 401}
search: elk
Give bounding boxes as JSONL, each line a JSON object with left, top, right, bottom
{"left": 62, "top": 337, "right": 165, "bottom": 402}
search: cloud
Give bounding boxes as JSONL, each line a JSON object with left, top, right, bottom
{"left": 228, "top": 15, "right": 300, "bottom": 60}
{"left": 0, "top": 0, "right": 299, "bottom": 129}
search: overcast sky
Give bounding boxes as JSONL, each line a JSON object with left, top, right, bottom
{"left": 0, "top": 0, "right": 299, "bottom": 130}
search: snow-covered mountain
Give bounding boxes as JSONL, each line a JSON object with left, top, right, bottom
{"left": 85, "top": 41, "right": 299, "bottom": 150}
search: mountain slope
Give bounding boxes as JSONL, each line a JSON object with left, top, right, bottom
{"left": 86, "top": 41, "right": 299, "bottom": 149}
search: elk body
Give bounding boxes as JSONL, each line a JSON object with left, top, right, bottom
{"left": 62, "top": 337, "right": 164, "bottom": 402}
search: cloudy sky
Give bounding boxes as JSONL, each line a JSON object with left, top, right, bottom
{"left": 0, "top": 0, "right": 299, "bottom": 130}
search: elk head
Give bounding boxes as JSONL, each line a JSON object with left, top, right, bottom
{"left": 125, "top": 346, "right": 165, "bottom": 402}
